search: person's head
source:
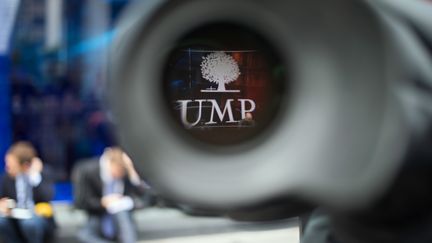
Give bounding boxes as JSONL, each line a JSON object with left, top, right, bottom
{"left": 245, "top": 112, "right": 253, "bottom": 121}
{"left": 5, "top": 141, "right": 37, "bottom": 177}
{"left": 104, "top": 147, "right": 127, "bottom": 179}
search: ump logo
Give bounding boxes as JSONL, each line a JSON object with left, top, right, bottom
{"left": 176, "top": 51, "right": 256, "bottom": 128}
{"left": 200, "top": 51, "right": 241, "bottom": 93}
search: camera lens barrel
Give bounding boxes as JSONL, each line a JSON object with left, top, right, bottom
{"left": 110, "top": 0, "right": 432, "bottom": 211}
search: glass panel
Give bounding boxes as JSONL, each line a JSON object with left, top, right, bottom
{"left": 163, "top": 24, "right": 287, "bottom": 145}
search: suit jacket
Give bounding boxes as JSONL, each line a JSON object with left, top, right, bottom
{"left": 0, "top": 171, "right": 54, "bottom": 204}
{"left": 72, "top": 158, "right": 147, "bottom": 215}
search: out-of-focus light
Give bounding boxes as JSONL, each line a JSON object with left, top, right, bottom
{"left": 45, "top": 0, "right": 63, "bottom": 50}
{"left": 0, "top": 0, "right": 20, "bottom": 55}
{"left": 68, "top": 30, "right": 115, "bottom": 58}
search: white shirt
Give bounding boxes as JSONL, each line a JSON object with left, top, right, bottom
{"left": 15, "top": 172, "right": 41, "bottom": 209}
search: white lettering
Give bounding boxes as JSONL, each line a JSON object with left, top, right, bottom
{"left": 239, "top": 99, "right": 256, "bottom": 120}
{"left": 205, "top": 99, "right": 237, "bottom": 125}
{"left": 177, "top": 99, "right": 206, "bottom": 128}
{"left": 176, "top": 99, "right": 256, "bottom": 128}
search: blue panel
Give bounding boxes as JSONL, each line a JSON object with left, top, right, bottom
{"left": 0, "top": 56, "right": 11, "bottom": 172}
{"left": 54, "top": 182, "right": 73, "bottom": 203}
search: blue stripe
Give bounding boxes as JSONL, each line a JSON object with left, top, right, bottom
{"left": 0, "top": 56, "right": 11, "bottom": 172}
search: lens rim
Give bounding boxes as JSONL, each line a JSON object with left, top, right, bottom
{"left": 111, "top": 0, "right": 408, "bottom": 210}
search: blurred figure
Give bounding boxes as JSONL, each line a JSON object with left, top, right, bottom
{"left": 239, "top": 112, "right": 256, "bottom": 127}
{"left": 73, "top": 147, "right": 147, "bottom": 243}
{"left": 0, "top": 141, "right": 55, "bottom": 243}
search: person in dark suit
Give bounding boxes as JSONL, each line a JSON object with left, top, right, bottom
{"left": 73, "top": 147, "right": 148, "bottom": 243}
{"left": 0, "top": 141, "right": 55, "bottom": 243}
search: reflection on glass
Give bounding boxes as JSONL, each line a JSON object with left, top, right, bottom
{"left": 164, "top": 24, "right": 286, "bottom": 145}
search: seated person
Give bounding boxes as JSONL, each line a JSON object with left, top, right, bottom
{"left": 73, "top": 147, "right": 148, "bottom": 243}
{"left": 0, "top": 141, "right": 55, "bottom": 243}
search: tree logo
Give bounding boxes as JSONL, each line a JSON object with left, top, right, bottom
{"left": 200, "top": 51, "right": 241, "bottom": 93}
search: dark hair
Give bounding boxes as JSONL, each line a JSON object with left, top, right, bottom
{"left": 7, "top": 141, "right": 37, "bottom": 165}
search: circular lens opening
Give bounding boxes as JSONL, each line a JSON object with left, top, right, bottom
{"left": 163, "top": 23, "right": 287, "bottom": 146}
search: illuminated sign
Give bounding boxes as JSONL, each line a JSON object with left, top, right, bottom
{"left": 164, "top": 24, "right": 286, "bottom": 145}
{"left": 177, "top": 51, "right": 256, "bottom": 128}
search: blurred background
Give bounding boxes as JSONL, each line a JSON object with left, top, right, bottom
{"left": 1, "top": 0, "right": 125, "bottom": 184}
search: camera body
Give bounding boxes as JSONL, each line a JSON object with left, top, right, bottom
{"left": 109, "top": 0, "right": 432, "bottom": 219}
